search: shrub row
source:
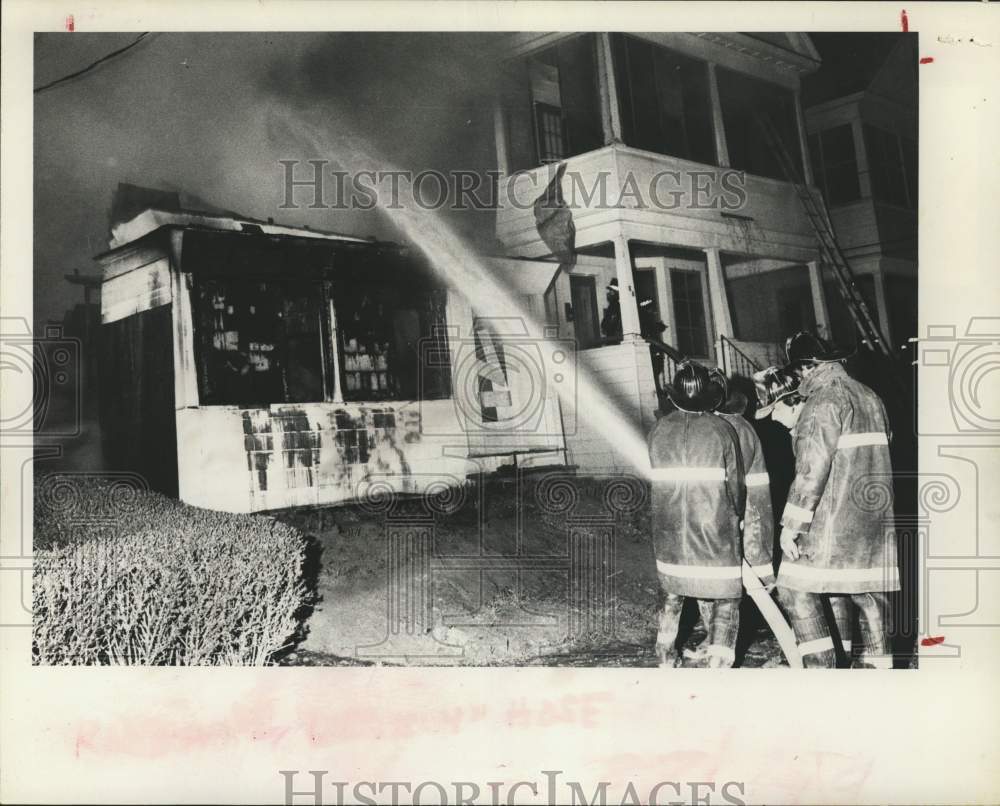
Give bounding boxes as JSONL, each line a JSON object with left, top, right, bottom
{"left": 33, "top": 475, "right": 308, "bottom": 665}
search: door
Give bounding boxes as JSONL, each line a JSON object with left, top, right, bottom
{"left": 569, "top": 274, "right": 601, "bottom": 349}
{"left": 633, "top": 268, "right": 663, "bottom": 339}
{"left": 670, "top": 268, "right": 711, "bottom": 358}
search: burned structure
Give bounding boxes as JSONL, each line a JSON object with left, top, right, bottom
{"left": 97, "top": 209, "right": 567, "bottom": 511}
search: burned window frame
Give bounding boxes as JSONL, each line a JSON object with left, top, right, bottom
{"left": 185, "top": 230, "right": 452, "bottom": 407}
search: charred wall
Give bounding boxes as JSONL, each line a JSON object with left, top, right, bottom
{"left": 99, "top": 304, "right": 178, "bottom": 496}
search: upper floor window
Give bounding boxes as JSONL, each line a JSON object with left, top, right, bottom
{"left": 864, "top": 124, "right": 916, "bottom": 209}
{"left": 504, "top": 35, "right": 603, "bottom": 172}
{"left": 716, "top": 67, "right": 803, "bottom": 181}
{"left": 610, "top": 35, "right": 716, "bottom": 166}
{"left": 808, "top": 124, "right": 861, "bottom": 206}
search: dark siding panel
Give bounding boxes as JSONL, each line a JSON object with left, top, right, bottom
{"left": 99, "top": 305, "right": 178, "bottom": 496}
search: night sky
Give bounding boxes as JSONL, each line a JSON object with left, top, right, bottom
{"left": 33, "top": 31, "right": 910, "bottom": 330}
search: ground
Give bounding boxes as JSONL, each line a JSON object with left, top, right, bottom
{"left": 273, "top": 471, "right": 787, "bottom": 668}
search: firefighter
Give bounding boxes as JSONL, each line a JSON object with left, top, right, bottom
{"left": 761, "top": 332, "right": 899, "bottom": 669}
{"left": 648, "top": 361, "right": 745, "bottom": 668}
{"left": 708, "top": 369, "right": 775, "bottom": 590}
{"left": 600, "top": 278, "right": 623, "bottom": 344}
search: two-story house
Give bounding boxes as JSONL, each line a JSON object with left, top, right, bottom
{"left": 491, "top": 32, "right": 832, "bottom": 470}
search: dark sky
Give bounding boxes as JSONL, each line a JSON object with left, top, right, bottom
{"left": 34, "top": 31, "right": 908, "bottom": 330}
{"left": 34, "top": 32, "right": 504, "bottom": 329}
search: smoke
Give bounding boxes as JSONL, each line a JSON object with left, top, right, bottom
{"left": 34, "top": 32, "right": 507, "bottom": 331}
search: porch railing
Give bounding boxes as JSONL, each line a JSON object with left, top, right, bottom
{"left": 718, "top": 334, "right": 762, "bottom": 380}
{"left": 644, "top": 335, "right": 686, "bottom": 407}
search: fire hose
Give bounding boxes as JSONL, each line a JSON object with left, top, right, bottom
{"left": 741, "top": 560, "right": 802, "bottom": 668}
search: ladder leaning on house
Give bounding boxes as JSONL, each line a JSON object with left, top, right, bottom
{"left": 753, "top": 112, "right": 898, "bottom": 364}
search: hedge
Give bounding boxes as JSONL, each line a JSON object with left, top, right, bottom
{"left": 33, "top": 475, "right": 308, "bottom": 665}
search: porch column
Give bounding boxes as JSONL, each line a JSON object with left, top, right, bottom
{"left": 873, "top": 268, "right": 893, "bottom": 349}
{"left": 852, "top": 118, "right": 873, "bottom": 198}
{"left": 493, "top": 96, "right": 510, "bottom": 176}
{"left": 597, "top": 33, "right": 623, "bottom": 144}
{"left": 807, "top": 260, "right": 832, "bottom": 340}
{"left": 613, "top": 234, "right": 641, "bottom": 339}
{"left": 795, "top": 90, "right": 814, "bottom": 185}
{"left": 707, "top": 64, "right": 730, "bottom": 167}
{"left": 168, "top": 229, "right": 198, "bottom": 409}
{"left": 704, "top": 247, "right": 734, "bottom": 339}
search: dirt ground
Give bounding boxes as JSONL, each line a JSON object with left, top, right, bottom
{"left": 273, "top": 471, "right": 787, "bottom": 668}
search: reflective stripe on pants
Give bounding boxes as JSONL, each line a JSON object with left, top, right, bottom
{"left": 655, "top": 593, "right": 741, "bottom": 668}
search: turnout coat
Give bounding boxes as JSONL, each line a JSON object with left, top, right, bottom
{"left": 777, "top": 362, "right": 900, "bottom": 594}
{"left": 718, "top": 411, "right": 775, "bottom": 586}
{"left": 648, "top": 409, "right": 745, "bottom": 598}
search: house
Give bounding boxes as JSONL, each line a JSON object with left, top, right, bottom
{"left": 804, "top": 35, "right": 918, "bottom": 352}
{"left": 96, "top": 208, "right": 569, "bottom": 512}
{"left": 489, "top": 33, "right": 840, "bottom": 470}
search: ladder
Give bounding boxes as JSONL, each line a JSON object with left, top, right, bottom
{"left": 754, "top": 113, "right": 896, "bottom": 362}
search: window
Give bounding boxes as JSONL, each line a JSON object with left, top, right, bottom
{"left": 194, "top": 277, "right": 329, "bottom": 406}
{"left": 808, "top": 124, "right": 861, "bottom": 206}
{"left": 191, "top": 241, "right": 452, "bottom": 406}
{"left": 717, "top": 67, "right": 803, "bottom": 180}
{"left": 864, "top": 124, "right": 913, "bottom": 208}
{"left": 504, "top": 35, "right": 603, "bottom": 172}
{"left": 534, "top": 101, "right": 566, "bottom": 164}
{"left": 611, "top": 35, "right": 716, "bottom": 165}
{"left": 332, "top": 261, "right": 451, "bottom": 402}
{"left": 670, "top": 269, "right": 709, "bottom": 357}
{"left": 528, "top": 37, "right": 604, "bottom": 165}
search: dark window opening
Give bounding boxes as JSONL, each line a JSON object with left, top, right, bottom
{"left": 195, "top": 277, "right": 329, "bottom": 407}
{"left": 569, "top": 274, "right": 602, "bottom": 349}
{"left": 865, "top": 124, "right": 915, "bottom": 209}
{"left": 717, "top": 67, "right": 803, "bottom": 180}
{"left": 190, "top": 240, "right": 452, "bottom": 407}
{"left": 611, "top": 34, "right": 716, "bottom": 165}
{"left": 670, "top": 268, "right": 709, "bottom": 358}
{"left": 504, "top": 34, "right": 603, "bottom": 172}
{"left": 332, "top": 262, "right": 451, "bottom": 402}
{"left": 724, "top": 264, "right": 816, "bottom": 345}
{"left": 809, "top": 124, "right": 861, "bottom": 206}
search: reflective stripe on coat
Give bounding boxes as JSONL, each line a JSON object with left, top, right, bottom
{"left": 718, "top": 411, "right": 775, "bottom": 584}
{"left": 648, "top": 410, "right": 745, "bottom": 598}
{"left": 778, "top": 362, "right": 900, "bottom": 594}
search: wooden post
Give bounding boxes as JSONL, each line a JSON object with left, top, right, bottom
{"left": 708, "top": 64, "right": 730, "bottom": 167}
{"left": 795, "top": 90, "right": 814, "bottom": 186}
{"left": 852, "top": 118, "right": 872, "bottom": 198}
{"left": 704, "top": 247, "right": 734, "bottom": 339}
{"left": 598, "top": 33, "right": 623, "bottom": 144}
{"left": 493, "top": 97, "right": 510, "bottom": 176}
{"left": 808, "top": 260, "right": 832, "bottom": 340}
{"left": 613, "top": 234, "right": 641, "bottom": 338}
{"left": 873, "top": 268, "right": 892, "bottom": 349}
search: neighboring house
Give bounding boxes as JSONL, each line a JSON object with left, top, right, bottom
{"left": 804, "top": 36, "right": 918, "bottom": 353}
{"left": 490, "top": 32, "right": 836, "bottom": 467}
{"left": 97, "top": 208, "right": 568, "bottom": 512}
